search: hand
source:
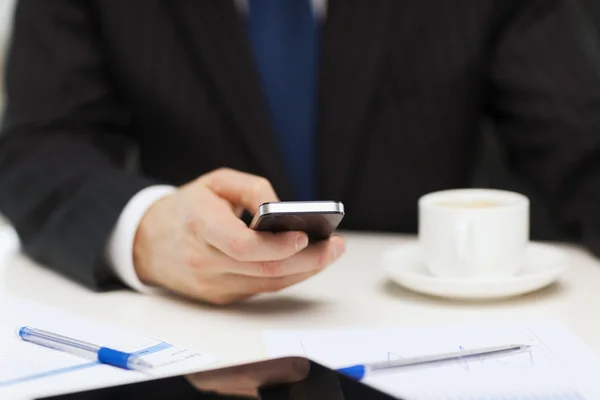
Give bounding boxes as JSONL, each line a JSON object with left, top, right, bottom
{"left": 132, "top": 168, "right": 346, "bottom": 304}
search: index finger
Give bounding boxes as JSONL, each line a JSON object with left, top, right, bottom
{"left": 201, "top": 168, "right": 279, "bottom": 214}
{"left": 205, "top": 222, "right": 307, "bottom": 262}
{"left": 197, "top": 201, "right": 308, "bottom": 261}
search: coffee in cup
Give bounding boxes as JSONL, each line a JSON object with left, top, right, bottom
{"left": 418, "top": 189, "right": 529, "bottom": 279}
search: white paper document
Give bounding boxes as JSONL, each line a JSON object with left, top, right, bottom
{"left": 264, "top": 321, "right": 600, "bottom": 400}
{"left": 0, "top": 295, "right": 217, "bottom": 399}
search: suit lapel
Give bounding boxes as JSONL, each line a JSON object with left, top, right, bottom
{"left": 318, "top": 0, "right": 394, "bottom": 200}
{"left": 166, "top": 0, "right": 293, "bottom": 199}
{"left": 167, "top": 1, "right": 394, "bottom": 201}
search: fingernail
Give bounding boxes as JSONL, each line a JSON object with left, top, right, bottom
{"left": 296, "top": 235, "right": 309, "bottom": 250}
{"left": 333, "top": 240, "right": 345, "bottom": 260}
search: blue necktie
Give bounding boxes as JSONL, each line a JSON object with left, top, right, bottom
{"left": 246, "top": 0, "right": 319, "bottom": 200}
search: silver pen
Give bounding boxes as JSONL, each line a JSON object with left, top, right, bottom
{"left": 17, "top": 326, "right": 153, "bottom": 372}
{"left": 337, "top": 343, "right": 531, "bottom": 380}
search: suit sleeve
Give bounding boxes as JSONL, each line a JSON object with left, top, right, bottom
{"left": 0, "top": 0, "right": 157, "bottom": 290}
{"left": 487, "top": 0, "right": 600, "bottom": 254}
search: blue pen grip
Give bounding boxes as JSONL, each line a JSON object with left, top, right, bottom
{"left": 98, "top": 347, "right": 132, "bottom": 369}
{"left": 337, "top": 365, "right": 366, "bottom": 380}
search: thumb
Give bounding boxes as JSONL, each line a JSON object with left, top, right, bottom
{"left": 200, "top": 168, "right": 279, "bottom": 214}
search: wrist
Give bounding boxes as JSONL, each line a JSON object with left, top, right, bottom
{"left": 132, "top": 195, "right": 171, "bottom": 286}
{"left": 106, "top": 184, "right": 176, "bottom": 294}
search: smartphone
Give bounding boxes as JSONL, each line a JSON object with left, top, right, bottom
{"left": 249, "top": 201, "right": 345, "bottom": 241}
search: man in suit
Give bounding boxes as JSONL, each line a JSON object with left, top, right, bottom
{"left": 1, "top": 0, "right": 600, "bottom": 304}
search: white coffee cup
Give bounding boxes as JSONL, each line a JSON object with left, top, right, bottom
{"left": 418, "top": 189, "right": 529, "bottom": 279}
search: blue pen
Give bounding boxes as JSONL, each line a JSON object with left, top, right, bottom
{"left": 337, "top": 343, "right": 530, "bottom": 380}
{"left": 17, "top": 326, "right": 153, "bottom": 372}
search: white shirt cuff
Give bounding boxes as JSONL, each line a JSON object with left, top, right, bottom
{"left": 106, "top": 185, "right": 177, "bottom": 294}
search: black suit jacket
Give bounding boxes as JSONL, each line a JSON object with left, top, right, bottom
{"left": 1, "top": 0, "right": 600, "bottom": 291}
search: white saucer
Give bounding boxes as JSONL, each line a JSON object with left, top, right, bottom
{"left": 382, "top": 242, "right": 569, "bottom": 300}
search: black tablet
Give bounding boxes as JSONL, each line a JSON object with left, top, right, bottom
{"left": 37, "top": 357, "right": 401, "bottom": 400}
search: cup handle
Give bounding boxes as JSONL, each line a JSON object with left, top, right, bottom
{"left": 454, "top": 220, "right": 472, "bottom": 267}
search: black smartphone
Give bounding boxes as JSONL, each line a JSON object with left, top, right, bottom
{"left": 38, "top": 356, "right": 401, "bottom": 400}
{"left": 249, "top": 201, "right": 345, "bottom": 241}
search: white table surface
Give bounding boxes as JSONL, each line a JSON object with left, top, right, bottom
{"left": 1, "top": 223, "right": 600, "bottom": 367}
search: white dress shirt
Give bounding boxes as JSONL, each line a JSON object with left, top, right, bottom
{"left": 106, "top": 0, "right": 327, "bottom": 292}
